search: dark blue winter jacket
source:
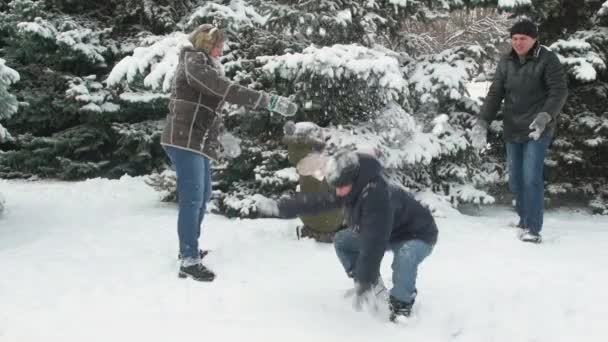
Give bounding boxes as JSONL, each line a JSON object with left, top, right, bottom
{"left": 276, "top": 154, "right": 438, "bottom": 286}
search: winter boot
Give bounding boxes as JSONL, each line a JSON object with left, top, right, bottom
{"left": 343, "top": 277, "right": 387, "bottom": 300}
{"left": 389, "top": 295, "right": 414, "bottom": 322}
{"left": 371, "top": 278, "right": 389, "bottom": 302}
{"left": 519, "top": 230, "right": 542, "bottom": 244}
{"left": 178, "top": 249, "right": 209, "bottom": 261}
{"left": 178, "top": 263, "right": 215, "bottom": 282}
{"left": 508, "top": 220, "right": 526, "bottom": 229}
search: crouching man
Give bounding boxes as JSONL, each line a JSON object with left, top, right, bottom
{"left": 255, "top": 150, "right": 438, "bottom": 321}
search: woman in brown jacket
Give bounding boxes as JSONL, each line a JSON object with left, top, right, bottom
{"left": 161, "top": 24, "right": 297, "bottom": 281}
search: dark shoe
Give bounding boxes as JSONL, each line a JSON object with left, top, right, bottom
{"left": 178, "top": 249, "right": 209, "bottom": 260}
{"left": 389, "top": 295, "right": 414, "bottom": 322}
{"left": 178, "top": 263, "right": 215, "bottom": 282}
{"left": 509, "top": 220, "right": 526, "bottom": 229}
{"left": 519, "top": 230, "right": 542, "bottom": 244}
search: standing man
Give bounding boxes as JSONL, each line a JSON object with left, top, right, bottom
{"left": 161, "top": 24, "right": 297, "bottom": 281}
{"left": 255, "top": 150, "right": 438, "bottom": 322}
{"left": 471, "top": 18, "right": 568, "bottom": 243}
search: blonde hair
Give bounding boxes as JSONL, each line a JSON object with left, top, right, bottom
{"left": 189, "top": 24, "right": 225, "bottom": 54}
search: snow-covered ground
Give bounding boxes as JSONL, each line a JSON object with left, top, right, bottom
{"left": 1, "top": 177, "right": 607, "bottom": 342}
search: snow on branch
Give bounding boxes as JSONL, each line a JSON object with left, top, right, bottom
{"left": 550, "top": 36, "right": 607, "bottom": 83}
{"left": 497, "top": 0, "right": 532, "bottom": 9}
{"left": 56, "top": 26, "right": 111, "bottom": 66}
{"left": 409, "top": 45, "right": 487, "bottom": 106}
{"left": 258, "top": 44, "right": 409, "bottom": 101}
{"left": 0, "top": 58, "right": 20, "bottom": 129}
{"left": 106, "top": 32, "right": 189, "bottom": 92}
{"left": 17, "top": 17, "right": 111, "bottom": 65}
{"left": 66, "top": 75, "right": 118, "bottom": 113}
{"left": 16, "top": 16, "right": 56, "bottom": 39}
{"left": 599, "top": 1, "right": 608, "bottom": 16}
{"left": 324, "top": 102, "right": 442, "bottom": 169}
{"left": 181, "top": 0, "right": 266, "bottom": 31}
{"left": 0, "top": 58, "right": 20, "bottom": 91}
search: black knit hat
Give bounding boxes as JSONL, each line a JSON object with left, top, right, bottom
{"left": 510, "top": 18, "right": 538, "bottom": 38}
{"left": 325, "top": 150, "right": 360, "bottom": 188}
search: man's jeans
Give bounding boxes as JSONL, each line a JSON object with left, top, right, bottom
{"left": 333, "top": 228, "right": 433, "bottom": 303}
{"left": 164, "top": 146, "right": 212, "bottom": 263}
{"left": 506, "top": 135, "right": 551, "bottom": 234}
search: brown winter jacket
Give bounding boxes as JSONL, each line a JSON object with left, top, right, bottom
{"left": 160, "top": 46, "right": 270, "bottom": 160}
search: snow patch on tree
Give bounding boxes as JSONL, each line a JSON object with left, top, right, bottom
{"left": 182, "top": 0, "right": 266, "bottom": 31}
{"left": 119, "top": 92, "right": 169, "bottom": 103}
{"left": 0, "top": 58, "right": 20, "bottom": 143}
{"left": 414, "top": 189, "right": 462, "bottom": 218}
{"left": 107, "top": 32, "right": 190, "bottom": 92}
{"left": 497, "top": 0, "right": 532, "bottom": 8}
{"left": 56, "top": 26, "right": 111, "bottom": 66}
{"left": 17, "top": 17, "right": 111, "bottom": 66}
{"left": 259, "top": 44, "right": 409, "bottom": 102}
{"left": 450, "top": 184, "right": 495, "bottom": 205}
{"left": 551, "top": 36, "right": 607, "bottom": 83}
{"left": 66, "top": 75, "right": 118, "bottom": 113}
{"left": 323, "top": 102, "right": 430, "bottom": 169}
{"left": 255, "top": 166, "right": 298, "bottom": 188}
{"left": 599, "top": 1, "right": 608, "bottom": 16}
{"left": 17, "top": 17, "right": 56, "bottom": 39}
{"left": 408, "top": 45, "right": 487, "bottom": 110}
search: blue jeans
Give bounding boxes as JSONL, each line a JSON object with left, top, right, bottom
{"left": 506, "top": 136, "right": 551, "bottom": 234}
{"left": 333, "top": 228, "right": 433, "bottom": 303}
{"left": 164, "top": 146, "right": 212, "bottom": 261}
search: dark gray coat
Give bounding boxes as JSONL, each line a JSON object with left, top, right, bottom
{"left": 276, "top": 154, "right": 438, "bottom": 285}
{"left": 479, "top": 43, "right": 568, "bottom": 142}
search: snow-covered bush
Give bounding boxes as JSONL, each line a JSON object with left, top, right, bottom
{"left": 0, "top": 58, "right": 20, "bottom": 142}
{"left": 259, "top": 44, "right": 410, "bottom": 125}
{"left": 2, "top": 0, "right": 607, "bottom": 215}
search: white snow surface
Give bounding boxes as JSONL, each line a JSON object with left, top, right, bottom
{"left": 1, "top": 177, "right": 608, "bottom": 341}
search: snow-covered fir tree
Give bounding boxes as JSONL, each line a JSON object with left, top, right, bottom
{"left": 0, "top": 0, "right": 171, "bottom": 179}
{"left": 0, "top": 56, "right": 20, "bottom": 214}
{"left": 1, "top": 0, "right": 607, "bottom": 215}
{"left": 0, "top": 57, "right": 19, "bottom": 142}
